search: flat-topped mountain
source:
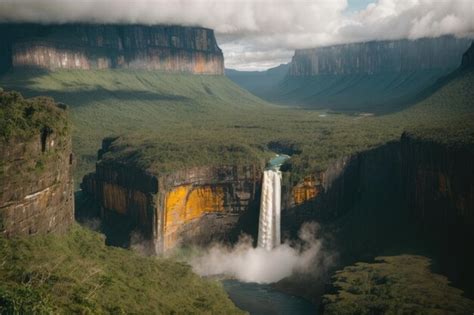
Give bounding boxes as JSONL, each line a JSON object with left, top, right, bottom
{"left": 0, "top": 24, "right": 224, "bottom": 74}
{"left": 289, "top": 36, "right": 471, "bottom": 76}
{"left": 256, "top": 36, "right": 472, "bottom": 112}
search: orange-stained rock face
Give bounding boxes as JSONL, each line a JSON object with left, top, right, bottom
{"left": 292, "top": 176, "right": 320, "bottom": 205}
{"left": 82, "top": 154, "right": 262, "bottom": 254}
{"left": 163, "top": 185, "right": 225, "bottom": 250}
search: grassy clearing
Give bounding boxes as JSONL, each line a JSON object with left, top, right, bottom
{"left": 0, "top": 225, "right": 244, "bottom": 314}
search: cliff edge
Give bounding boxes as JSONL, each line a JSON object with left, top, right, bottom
{"left": 0, "top": 91, "right": 74, "bottom": 236}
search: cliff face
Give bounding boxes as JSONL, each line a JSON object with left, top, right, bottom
{"left": 282, "top": 134, "right": 474, "bottom": 295}
{"left": 289, "top": 36, "right": 472, "bottom": 76}
{"left": 461, "top": 42, "right": 474, "bottom": 69}
{"left": 0, "top": 24, "right": 224, "bottom": 75}
{"left": 401, "top": 133, "right": 473, "bottom": 225}
{"left": 282, "top": 142, "right": 402, "bottom": 227}
{"left": 82, "top": 139, "right": 262, "bottom": 253}
{"left": 0, "top": 95, "right": 74, "bottom": 237}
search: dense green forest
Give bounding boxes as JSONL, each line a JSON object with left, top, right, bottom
{"left": 322, "top": 255, "right": 474, "bottom": 315}
{"left": 1, "top": 67, "right": 472, "bottom": 183}
{"left": 0, "top": 70, "right": 474, "bottom": 182}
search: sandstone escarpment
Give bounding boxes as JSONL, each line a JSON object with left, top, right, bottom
{"left": 0, "top": 92, "right": 74, "bottom": 236}
{"left": 0, "top": 24, "right": 224, "bottom": 75}
{"left": 282, "top": 132, "right": 474, "bottom": 295}
{"left": 282, "top": 142, "right": 402, "bottom": 227}
{"left": 289, "top": 36, "right": 471, "bottom": 76}
{"left": 82, "top": 139, "right": 262, "bottom": 253}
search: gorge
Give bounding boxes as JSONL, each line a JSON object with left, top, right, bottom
{"left": 228, "top": 36, "right": 473, "bottom": 113}
{"left": 1, "top": 19, "right": 473, "bottom": 314}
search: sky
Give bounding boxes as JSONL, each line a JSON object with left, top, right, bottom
{"left": 0, "top": 0, "right": 473, "bottom": 70}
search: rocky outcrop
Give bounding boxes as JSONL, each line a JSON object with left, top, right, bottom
{"left": 0, "top": 24, "right": 224, "bottom": 75}
{"left": 0, "top": 94, "right": 74, "bottom": 237}
{"left": 82, "top": 139, "right": 262, "bottom": 253}
{"left": 289, "top": 36, "right": 472, "bottom": 76}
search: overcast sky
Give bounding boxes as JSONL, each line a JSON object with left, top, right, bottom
{"left": 0, "top": 0, "right": 473, "bottom": 70}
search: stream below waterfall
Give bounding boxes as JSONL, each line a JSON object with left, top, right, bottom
{"left": 222, "top": 154, "right": 317, "bottom": 314}
{"left": 222, "top": 280, "right": 316, "bottom": 315}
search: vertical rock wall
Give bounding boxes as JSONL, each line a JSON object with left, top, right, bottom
{"left": 82, "top": 141, "right": 262, "bottom": 253}
{"left": 0, "top": 102, "right": 74, "bottom": 237}
{"left": 289, "top": 36, "right": 472, "bottom": 76}
{"left": 0, "top": 24, "right": 224, "bottom": 75}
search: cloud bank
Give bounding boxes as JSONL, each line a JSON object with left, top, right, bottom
{"left": 1, "top": 0, "right": 472, "bottom": 69}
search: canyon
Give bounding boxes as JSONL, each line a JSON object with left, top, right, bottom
{"left": 0, "top": 19, "right": 472, "bottom": 312}
{"left": 228, "top": 36, "right": 473, "bottom": 112}
{"left": 0, "top": 24, "right": 224, "bottom": 75}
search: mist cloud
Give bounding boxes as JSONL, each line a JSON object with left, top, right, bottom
{"left": 188, "top": 222, "right": 335, "bottom": 284}
{"left": 0, "top": 0, "right": 472, "bottom": 70}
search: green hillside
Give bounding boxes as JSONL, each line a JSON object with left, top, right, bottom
{"left": 0, "top": 225, "right": 243, "bottom": 314}
{"left": 0, "top": 69, "right": 271, "bottom": 182}
{"left": 267, "top": 70, "right": 454, "bottom": 113}
{"left": 1, "top": 67, "right": 472, "bottom": 184}
{"left": 226, "top": 64, "right": 289, "bottom": 98}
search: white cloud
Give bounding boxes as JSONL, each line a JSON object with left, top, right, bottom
{"left": 0, "top": 0, "right": 472, "bottom": 70}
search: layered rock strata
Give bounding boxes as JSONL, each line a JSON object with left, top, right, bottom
{"left": 289, "top": 36, "right": 472, "bottom": 76}
{"left": 0, "top": 96, "right": 74, "bottom": 236}
{"left": 0, "top": 24, "right": 224, "bottom": 74}
{"left": 82, "top": 139, "right": 262, "bottom": 253}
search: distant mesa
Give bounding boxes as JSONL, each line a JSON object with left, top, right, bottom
{"left": 0, "top": 24, "right": 224, "bottom": 75}
{"left": 289, "top": 36, "right": 472, "bottom": 76}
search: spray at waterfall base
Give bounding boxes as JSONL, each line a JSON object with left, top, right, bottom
{"left": 189, "top": 155, "right": 335, "bottom": 284}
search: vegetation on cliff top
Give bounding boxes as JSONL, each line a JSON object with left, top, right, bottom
{"left": 0, "top": 90, "right": 68, "bottom": 141}
{"left": 0, "top": 225, "right": 243, "bottom": 314}
{"left": 0, "top": 67, "right": 472, "bottom": 184}
{"left": 322, "top": 255, "right": 474, "bottom": 315}
{"left": 101, "top": 135, "right": 268, "bottom": 174}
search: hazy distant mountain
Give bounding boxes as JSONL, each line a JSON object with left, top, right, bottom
{"left": 225, "top": 63, "right": 289, "bottom": 99}
{"left": 227, "top": 36, "right": 472, "bottom": 113}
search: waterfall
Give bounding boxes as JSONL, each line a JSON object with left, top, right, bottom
{"left": 257, "top": 169, "right": 282, "bottom": 250}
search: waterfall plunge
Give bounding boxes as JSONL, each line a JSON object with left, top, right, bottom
{"left": 257, "top": 169, "right": 282, "bottom": 250}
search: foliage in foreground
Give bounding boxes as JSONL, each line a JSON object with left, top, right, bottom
{"left": 0, "top": 225, "right": 243, "bottom": 314}
{"left": 0, "top": 90, "right": 68, "bottom": 141}
{"left": 322, "top": 255, "right": 474, "bottom": 315}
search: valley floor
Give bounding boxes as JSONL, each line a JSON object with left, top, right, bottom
{"left": 1, "top": 67, "right": 473, "bottom": 314}
{"left": 1, "top": 68, "right": 472, "bottom": 185}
